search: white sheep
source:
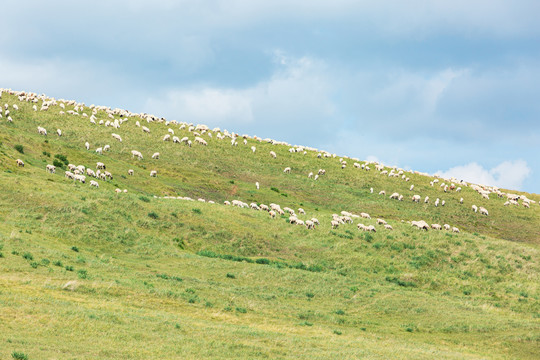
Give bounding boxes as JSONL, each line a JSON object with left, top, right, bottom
{"left": 85, "top": 142, "right": 90, "bottom": 150}
{"left": 57, "top": 129, "right": 62, "bottom": 136}
{"left": 379, "top": 190, "right": 386, "bottom": 195}
{"left": 472, "top": 205, "right": 478, "bottom": 213}
{"left": 424, "top": 196, "right": 429, "bottom": 203}
{"left": 298, "top": 208, "right": 306, "bottom": 215}
{"left": 283, "top": 167, "right": 291, "bottom": 174}
{"left": 152, "top": 152, "right": 160, "bottom": 159}
{"left": 16, "top": 159, "right": 24, "bottom": 167}
{"left": 251, "top": 146, "right": 256, "bottom": 153}
{"left": 270, "top": 151, "right": 277, "bottom": 158}
{"left": 479, "top": 207, "right": 488, "bottom": 216}
{"left": 96, "top": 147, "right": 103, "bottom": 154}
{"left": 128, "top": 169, "right": 134, "bottom": 176}
{"left": 103, "top": 145, "right": 111, "bottom": 152}
{"left": 194, "top": 137, "right": 207, "bottom": 146}
{"left": 46, "top": 164, "right": 56, "bottom": 173}
{"left": 150, "top": 170, "right": 157, "bottom": 177}
{"left": 96, "top": 162, "right": 106, "bottom": 169}
{"left": 269, "top": 210, "right": 276, "bottom": 218}
{"left": 255, "top": 182, "right": 259, "bottom": 190}
{"left": 360, "top": 212, "right": 371, "bottom": 219}
{"left": 90, "top": 180, "right": 99, "bottom": 188}
{"left": 142, "top": 126, "right": 150, "bottom": 133}
{"left": 389, "top": 192, "right": 400, "bottom": 199}
{"left": 131, "top": 150, "right": 143, "bottom": 159}
{"left": 112, "top": 133, "right": 122, "bottom": 142}
{"left": 163, "top": 134, "right": 171, "bottom": 141}
{"left": 412, "top": 195, "right": 421, "bottom": 203}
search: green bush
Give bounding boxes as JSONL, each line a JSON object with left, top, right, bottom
{"left": 192, "top": 208, "right": 202, "bottom": 214}
{"left": 139, "top": 196, "right": 150, "bottom": 203}
{"left": 226, "top": 273, "right": 236, "bottom": 279}
{"left": 148, "top": 212, "right": 159, "bottom": 219}
{"left": 71, "top": 246, "right": 79, "bottom": 252}
{"left": 54, "top": 154, "right": 68, "bottom": 164}
{"left": 11, "top": 352, "right": 29, "bottom": 360}
{"left": 22, "top": 252, "right": 33, "bottom": 260}
{"left": 52, "top": 159, "right": 64, "bottom": 168}
{"left": 14, "top": 144, "right": 24, "bottom": 154}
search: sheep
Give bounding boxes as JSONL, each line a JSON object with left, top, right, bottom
{"left": 441, "top": 200, "right": 446, "bottom": 206}
{"left": 104, "top": 171, "right": 113, "bottom": 180}
{"left": 434, "top": 198, "right": 440, "bottom": 207}
{"left": 224, "top": 200, "right": 231, "bottom": 206}
{"left": 409, "top": 184, "right": 414, "bottom": 191}
{"left": 412, "top": 195, "right": 421, "bottom": 203}
{"left": 452, "top": 227, "right": 460, "bottom": 233}
{"left": 376, "top": 219, "right": 387, "bottom": 225}
{"left": 389, "top": 192, "right": 400, "bottom": 199}
{"left": 308, "top": 172, "right": 313, "bottom": 178}
{"left": 460, "top": 198, "right": 464, "bottom": 204}
{"left": 152, "top": 152, "right": 160, "bottom": 159}
{"left": 74, "top": 174, "right": 86, "bottom": 183}
{"left": 318, "top": 169, "right": 326, "bottom": 175}
{"left": 150, "top": 170, "right": 157, "bottom": 177}
{"left": 311, "top": 218, "right": 320, "bottom": 225}
{"left": 255, "top": 181, "right": 260, "bottom": 190}
{"left": 57, "top": 129, "right": 62, "bottom": 136}
{"left": 331, "top": 220, "right": 340, "bottom": 229}
{"left": 131, "top": 150, "right": 143, "bottom": 159}
{"left": 479, "top": 207, "right": 489, "bottom": 216}
{"left": 16, "top": 159, "right": 24, "bottom": 167}
{"left": 115, "top": 188, "right": 122, "bottom": 193}
{"left": 163, "top": 134, "right": 171, "bottom": 141}
{"left": 314, "top": 174, "right": 319, "bottom": 180}
{"left": 384, "top": 224, "right": 393, "bottom": 230}
{"left": 90, "top": 180, "right": 99, "bottom": 188}
{"left": 289, "top": 216, "right": 298, "bottom": 224}
{"left": 398, "top": 195, "right": 404, "bottom": 201}
{"left": 46, "top": 164, "right": 56, "bottom": 173}
{"left": 411, "top": 220, "right": 429, "bottom": 230}
{"left": 379, "top": 190, "right": 386, "bottom": 195}
{"left": 523, "top": 202, "right": 530, "bottom": 209}
{"left": 96, "top": 162, "right": 106, "bottom": 169}
{"left": 65, "top": 171, "right": 74, "bottom": 179}
{"left": 472, "top": 205, "right": 478, "bottom": 213}
{"left": 194, "top": 137, "right": 207, "bottom": 146}
{"left": 370, "top": 188, "right": 374, "bottom": 194}
{"left": 251, "top": 146, "right": 256, "bottom": 153}
{"left": 37, "top": 126, "right": 47, "bottom": 135}
{"left": 357, "top": 223, "right": 367, "bottom": 231}
{"left": 297, "top": 208, "right": 306, "bottom": 215}
{"left": 270, "top": 151, "right": 277, "bottom": 158}
{"left": 424, "top": 196, "right": 429, "bottom": 204}
{"left": 103, "top": 145, "right": 111, "bottom": 152}
{"left": 96, "top": 147, "right": 103, "bottom": 155}
{"left": 250, "top": 203, "right": 260, "bottom": 210}
{"left": 269, "top": 210, "right": 276, "bottom": 218}
{"left": 168, "top": 128, "right": 174, "bottom": 135}
{"left": 283, "top": 167, "right": 291, "bottom": 174}
{"left": 86, "top": 168, "right": 96, "bottom": 177}
{"left": 444, "top": 224, "right": 451, "bottom": 231}
{"left": 85, "top": 142, "right": 90, "bottom": 150}
{"left": 360, "top": 212, "right": 371, "bottom": 219}
{"left": 112, "top": 133, "right": 122, "bottom": 142}
{"left": 431, "top": 224, "right": 442, "bottom": 230}
{"left": 142, "top": 126, "right": 150, "bottom": 133}
{"left": 305, "top": 220, "right": 315, "bottom": 229}
{"left": 135, "top": 121, "right": 140, "bottom": 127}
{"left": 128, "top": 169, "right": 134, "bottom": 176}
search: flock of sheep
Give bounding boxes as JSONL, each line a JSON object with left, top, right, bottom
{"left": 3, "top": 87, "right": 537, "bottom": 237}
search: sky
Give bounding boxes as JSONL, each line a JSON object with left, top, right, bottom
{"left": 1, "top": 1, "right": 539, "bottom": 193}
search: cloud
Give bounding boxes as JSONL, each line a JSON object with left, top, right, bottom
{"left": 143, "top": 52, "right": 336, "bottom": 141}
{"left": 436, "top": 160, "right": 531, "bottom": 190}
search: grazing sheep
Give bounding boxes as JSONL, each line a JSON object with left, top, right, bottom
{"left": 269, "top": 210, "right": 276, "bottom": 218}
{"left": 115, "top": 188, "right": 122, "bottom": 193}
{"left": 444, "top": 224, "right": 451, "bottom": 231}
{"left": 298, "top": 208, "right": 306, "bottom": 215}
{"left": 37, "top": 126, "right": 47, "bottom": 135}
{"left": 112, "top": 133, "right": 122, "bottom": 142}
{"left": 431, "top": 224, "right": 442, "bottom": 230}
{"left": 360, "top": 212, "right": 371, "bottom": 219}
{"left": 103, "top": 145, "right": 110, "bottom": 152}
{"left": 57, "top": 129, "right": 62, "bottom": 136}
{"left": 128, "top": 169, "right": 134, "bottom": 176}
{"left": 85, "top": 142, "right": 90, "bottom": 150}
{"left": 410, "top": 184, "right": 414, "bottom": 191}
{"left": 311, "top": 218, "right": 320, "bottom": 225}
{"left": 305, "top": 220, "right": 315, "bottom": 229}
{"left": 255, "top": 181, "right": 259, "bottom": 190}
{"left": 251, "top": 146, "right": 256, "bottom": 153}
{"left": 283, "top": 167, "right": 291, "bottom": 174}
{"left": 96, "top": 147, "right": 103, "bottom": 154}
{"left": 460, "top": 198, "right": 464, "bottom": 204}
{"left": 376, "top": 218, "right": 387, "bottom": 225}
{"left": 424, "top": 196, "right": 429, "bottom": 204}
{"left": 163, "top": 134, "right": 171, "bottom": 141}
{"left": 389, "top": 192, "right": 400, "bottom": 199}
{"left": 142, "top": 126, "right": 150, "bottom": 133}
{"left": 194, "top": 137, "right": 207, "bottom": 146}
{"left": 331, "top": 220, "right": 340, "bottom": 229}
{"left": 370, "top": 188, "right": 373, "bottom": 194}
{"left": 366, "top": 225, "right": 376, "bottom": 232}
{"left": 74, "top": 174, "right": 86, "bottom": 183}
{"left": 412, "top": 195, "right": 421, "bottom": 203}
{"left": 65, "top": 171, "right": 74, "bottom": 179}
{"left": 96, "top": 162, "right": 106, "bottom": 169}
{"left": 46, "top": 164, "right": 56, "bottom": 173}
{"left": 152, "top": 152, "right": 160, "bottom": 159}
{"left": 452, "top": 227, "right": 460, "bottom": 233}
{"left": 90, "top": 180, "right": 99, "bottom": 188}
{"left": 131, "top": 150, "right": 143, "bottom": 159}
{"left": 270, "top": 151, "right": 277, "bottom": 158}
{"left": 16, "top": 159, "right": 24, "bottom": 167}
{"left": 308, "top": 172, "right": 313, "bottom": 178}
{"left": 379, "top": 190, "right": 386, "bottom": 195}
{"left": 479, "top": 207, "right": 489, "bottom": 216}
{"left": 398, "top": 195, "right": 404, "bottom": 201}
{"left": 150, "top": 170, "right": 157, "bottom": 177}
{"left": 411, "top": 220, "right": 429, "bottom": 230}
{"left": 435, "top": 198, "right": 440, "bottom": 207}
{"left": 472, "top": 205, "right": 478, "bottom": 213}
{"left": 289, "top": 216, "right": 298, "bottom": 224}
{"left": 384, "top": 224, "right": 393, "bottom": 230}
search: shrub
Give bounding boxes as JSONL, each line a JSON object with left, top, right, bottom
{"left": 192, "top": 208, "right": 202, "bottom": 214}
{"left": 148, "top": 212, "right": 159, "bottom": 219}
{"left": 41, "top": 258, "right": 50, "bottom": 266}
{"left": 71, "top": 246, "right": 79, "bottom": 252}
{"left": 306, "top": 292, "right": 315, "bottom": 299}
{"left": 53, "top": 260, "right": 63, "bottom": 267}
{"left": 22, "top": 252, "right": 33, "bottom": 260}
{"left": 30, "top": 262, "right": 39, "bottom": 268}
{"left": 11, "top": 352, "right": 28, "bottom": 360}
{"left": 226, "top": 273, "right": 236, "bottom": 279}
{"left": 335, "top": 309, "right": 345, "bottom": 315}
{"left": 229, "top": 180, "right": 235, "bottom": 184}
{"left": 139, "top": 196, "right": 150, "bottom": 203}
{"left": 14, "top": 144, "right": 24, "bottom": 154}
{"left": 77, "top": 269, "right": 88, "bottom": 279}
{"left": 65, "top": 265, "right": 74, "bottom": 271}
{"left": 54, "top": 154, "right": 68, "bottom": 164}
{"left": 52, "top": 159, "right": 64, "bottom": 168}
{"left": 333, "top": 330, "right": 342, "bottom": 335}
{"left": 236, "top": 307, "right": 247, "bottom": 314}
{"left": 255, "top": 258, "right": 270, "bottom": 265}
{"left": 42, "top": 151, "right": 50, "bottom": 157}
{"left": 270, "top": 187, "right": 280, "bottom": 193}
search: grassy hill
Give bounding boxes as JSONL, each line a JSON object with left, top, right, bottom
{"left": 0, "top": 89, "right": 538, "bottom": 359}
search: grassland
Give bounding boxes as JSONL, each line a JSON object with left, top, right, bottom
{"left": 0, "top": 91, "right": 539, "bottom": 359}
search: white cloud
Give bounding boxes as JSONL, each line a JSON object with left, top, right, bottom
{"left": 436, "top": 160, "right": 531, "bottom": 190}
{"left": 144, "top": 53, "right": 335, "bottom": 133}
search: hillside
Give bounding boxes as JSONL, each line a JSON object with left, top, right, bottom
{"left": 0, "top": 88, "right": 539, "bottom": 359}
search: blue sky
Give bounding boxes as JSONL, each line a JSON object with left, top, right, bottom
{"left": 2, "top": 1, "right": 539, "bottom": 192}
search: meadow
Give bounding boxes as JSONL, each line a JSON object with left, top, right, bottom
{"left": 0, "top": 91, "right": 538, "bottom": 359}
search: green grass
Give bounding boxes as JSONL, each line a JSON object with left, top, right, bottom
{"left": 0, "top": 90, "right": 538, "bottom": 359}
